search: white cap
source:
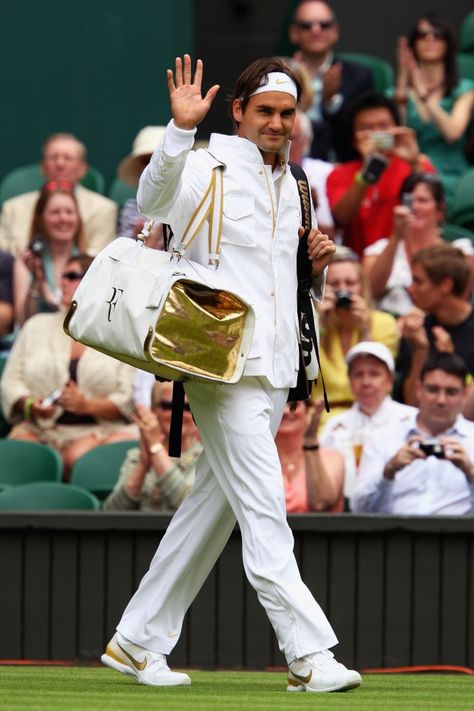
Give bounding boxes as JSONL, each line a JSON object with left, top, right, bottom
{"left": 345, "top": 341, "right": 395, "bottom": 374}
{"left": 249, "top": 72, "right": 298, "bottom": 100}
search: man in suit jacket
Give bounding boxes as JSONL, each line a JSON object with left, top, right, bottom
{"left": 0, "top": 133, "right": 117, "bottom": 255}
{"left": 289, "top": 0, "right": 373, "bottom": 161}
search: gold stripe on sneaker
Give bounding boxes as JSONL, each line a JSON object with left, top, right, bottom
{"left": 290, "top": 670, "right": 312, "bottom": 684}
{"left": 116, "top": 642, "right": 148, "bottom": 671}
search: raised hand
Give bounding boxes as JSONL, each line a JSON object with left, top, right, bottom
{"left": 167, "top": 54, "right": 220, "bottom": 130}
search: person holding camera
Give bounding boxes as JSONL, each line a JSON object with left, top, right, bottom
{"left": 326, "top": 92, "right": 435, "bottom": 257}
{"left": 314, "top": 247, "right": 398, "bottom": 427}
{"left": 350, "top": 351, "right": 474, "bottom": 515}
{"left": 1, "top": 254, "right": 138, "bottom": 479}
{"left": 13, "top": 181, "right": 86, "bottom": 326}
{"left": 362, "top": 172, "right": 474, "bottom": 318}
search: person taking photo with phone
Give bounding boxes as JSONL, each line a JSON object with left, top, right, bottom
{"left": 362, "top": 172, "right": 474, "bottom": 318}
{"left": 13, "top": 181, "right": 86, "bottom": 326}
{"left": 326, "top": 92, "right": 435, "bottom": 257}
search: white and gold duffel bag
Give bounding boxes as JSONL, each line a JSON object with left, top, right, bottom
{"left": 64, "top": 166, "right": 255, "bottom": 384}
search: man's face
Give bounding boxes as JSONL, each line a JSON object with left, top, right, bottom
{"left": 416, "top": 369, "right": 466, "bottom": 434}
{"left": 349, "top": 356, "right": 393, "bottom": 416}
{"left": 353, "top": 107, "right": 396, "bottom": 154}
{"left": 41, "top": 138, "right": 87, "bottom": 183}
{"left": 408, "top": 263, "right": 443, "bottom": 313}
{"left": 289, "top": 1, "right": 339, "bottom": 56}
{"left": 233, "top": 92, "right": 296, "bottom": 163}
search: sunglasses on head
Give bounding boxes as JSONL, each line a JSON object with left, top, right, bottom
{"left": 159, "top": 400, "right": 191, "bottom": 412}
{"left": 296, "top": 19, "right": 334, "bottom": 31}
{"left": 414, "top": 27, "right": 446, "bottom": 40}
{"left": 44, "top": 179, "right": 74, "bottom": 193}
{"left": 61, "top": 271, "right": 85, "bottom": 281}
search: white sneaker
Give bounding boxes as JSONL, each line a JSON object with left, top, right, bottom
{"left": 287, "top": 649, "right": 361, "bottom": 693}
{"left": 101, "top": 633, "right": 191, "bottom": 687}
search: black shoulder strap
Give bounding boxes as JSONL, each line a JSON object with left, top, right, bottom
{"left": 288, "top": 162, "right": 330, "bottom": 412}
{"left": 168, "top": 381, "right": 185, "bottom": 458}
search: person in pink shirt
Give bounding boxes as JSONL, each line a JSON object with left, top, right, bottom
{"left": 276, "top": 401, "right": 344, "bottom": 512}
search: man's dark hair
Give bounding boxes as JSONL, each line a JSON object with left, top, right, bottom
{"left": 420, "top": 351, "right": 468, "bottom": 385}
{"left": 67, "top": 252, "right": 94, "bottom": 275}
{"left": 345, "top": 91, "right": 401, "bottom": 139}
{"left": 411, "top": 244, "right": 469, "bottom": 297}
{"left": 399, "top": 172, "right": 446, "bottom": 214}
{"left": 228, "top": 57, "right": 302, "bottom": 125}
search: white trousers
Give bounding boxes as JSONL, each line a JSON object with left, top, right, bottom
{"left": 117, "top": 376, "right": 337, "bottom": 664}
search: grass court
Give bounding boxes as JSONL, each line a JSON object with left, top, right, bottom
{"left": 1, "top": 667, "right": 473, "bottom": 711}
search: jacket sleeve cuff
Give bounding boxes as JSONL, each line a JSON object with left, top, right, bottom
{"left": 163, "top": 119, "right": 197, "bottom": 157}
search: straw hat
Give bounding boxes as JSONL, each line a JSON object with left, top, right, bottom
{"left": 118, "top": 126, "right": 166, "bottom": 186}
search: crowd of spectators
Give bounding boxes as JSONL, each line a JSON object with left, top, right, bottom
{"left": 0, "top": 0, "right": 474, "bottom": 514}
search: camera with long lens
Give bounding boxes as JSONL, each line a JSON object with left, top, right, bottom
{"left": 419, "top": 438, "right": 445, "bottom": 459}
{"left": 335, "top": 290, "right": 352, "bottom": 310}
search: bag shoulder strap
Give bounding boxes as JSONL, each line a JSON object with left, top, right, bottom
{"left": 288, "top": 161, "right": 330, "bottom": 412}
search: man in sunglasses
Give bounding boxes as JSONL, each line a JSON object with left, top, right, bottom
{"left": 289, "top": 0, "right": 373, "bottom": 161}
{"left": 351, "top": 351, "right": 474, "bottom": 515}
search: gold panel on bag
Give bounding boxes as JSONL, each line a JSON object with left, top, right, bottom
{"left": 150, "top": 280, "right": 247, "bottom": 380}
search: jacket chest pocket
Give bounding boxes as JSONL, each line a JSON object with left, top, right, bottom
{"left": 221, "top": 196, "right": 256, "bottom": 247}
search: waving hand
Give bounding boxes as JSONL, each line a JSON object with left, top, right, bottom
{"left": 167, "top": 54, "right": 220, "bottom": 130}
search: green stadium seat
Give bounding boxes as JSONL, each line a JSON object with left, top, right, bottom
{"left": 70, "top": 440, "right": 139, "bottom": 500}
{"left": 108, "top": 177, "right": 136, "bottom": 207}
{"left": 451, "top": 168, "right": 474, "bottom": 229}
{"left": 0, "top": 439, "right": 63, "bottom": 486}
{"left": 337, "top": 52, "right": 395, "bottom": 93}
{"left": 79, "top": 165, "right": 105, "bottom": 194}
{"left": 458, "top": 53, "right": 474, "bottom": 81}
{"left": 0, "top": 163, "right": 106, "bottom": 206}
{"left": 0, "top": 481, "right": 100, "bottom": 510}
{"left": 460, "top": 10, "right": 474, "bottom": 54}
{"left": 0, "top": 354, "right": 11, "bottom": 437}
{"left": 442, "top": 223, "right": 474, "bottom": 244}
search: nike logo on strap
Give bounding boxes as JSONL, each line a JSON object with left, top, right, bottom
{"left": 291, "top": 669, "right": 312, "bottom": 684}
{"left": 276, "top": 78, "right": 289, "bottom": 84}
{"left": 117, "top": 641, "right": 148, "bottom": 671}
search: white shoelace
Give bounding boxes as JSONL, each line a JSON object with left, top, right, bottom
{"left": 304, "top": 650, "right": 344, "bottom": 672}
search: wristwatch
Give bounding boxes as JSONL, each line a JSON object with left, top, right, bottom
{"left": 149, "top": 442, "right": 165, "bottom": 455}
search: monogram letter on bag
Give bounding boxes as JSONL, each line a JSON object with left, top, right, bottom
{"left": 106, "top": 287, "right": 124, "bottom": 322}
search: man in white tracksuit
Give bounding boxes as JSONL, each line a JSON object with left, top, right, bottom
{"left": 101, "top": 54, "right": 361, "bottom": 694}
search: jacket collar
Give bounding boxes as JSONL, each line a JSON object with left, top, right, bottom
{"left": 207, "top": 133, "right": 290, "bottom": 168}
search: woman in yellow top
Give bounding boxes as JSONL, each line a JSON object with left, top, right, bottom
{"left": 314, "top": 248, "right": 399, "bottom": 425}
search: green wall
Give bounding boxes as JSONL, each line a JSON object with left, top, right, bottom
{"left": 0, "top": 1, "right": 193, "bottom": 190}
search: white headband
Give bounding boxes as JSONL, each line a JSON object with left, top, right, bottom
{"left": 249, "top": 72, "right": 298, "bottom": 100}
